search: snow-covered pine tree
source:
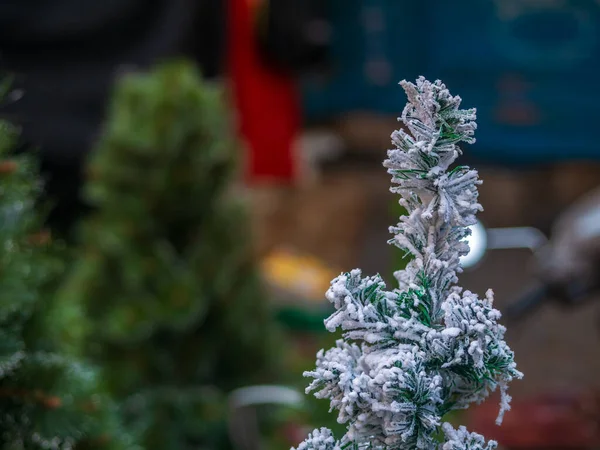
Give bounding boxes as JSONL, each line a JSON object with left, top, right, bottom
{"left": 293, "top": 77, "right": 523, "bottom": 450}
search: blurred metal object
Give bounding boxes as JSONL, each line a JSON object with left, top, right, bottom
{"left": 466, "top": 188, "right": 600, "bottom": 450}
{"left": 462, "top": 186, "right": 600, "bottom": 321}
{"left": 461, "top": 221, "right": 547, "bottom": 269}
{"left": 535, "top": 187, "right": 600, "bottom": 287}
{"left": 503, "top": 186, "right": 600, "bottom": 322}
{"left": 486, "top": 226, "right": 548, "bottom": 252}
{"left": 228, "top": 385, "right": 304, "bottom": 450}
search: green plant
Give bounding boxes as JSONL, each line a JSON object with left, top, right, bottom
{"left": 0, "top": 112, "right": 134, "bottom": 449}
{"left": 56, "top": 61, "right": 283, "bottom": 450}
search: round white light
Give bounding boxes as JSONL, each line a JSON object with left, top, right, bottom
{"left": 460, "top": 220, "right": 488, "bottom": 269}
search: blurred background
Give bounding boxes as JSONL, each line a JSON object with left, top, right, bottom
{"left": 2, "top": 0, "right": 600, "bottom": 449}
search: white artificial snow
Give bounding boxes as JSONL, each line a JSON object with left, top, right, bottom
{"left": 441, "top": 423, "right": 497, "bottom": 450}
{"left": 294, "top": 428, "right": 341, "bottom": 450}
{"left": 293, "top": 78, "right": 522, "bottom": 450}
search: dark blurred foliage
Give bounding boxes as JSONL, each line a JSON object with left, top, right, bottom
{"left": 55, "top": 61, "right": 283, "bottom": 450}
{"left": 0, "top": 100, "right": 136, "bottom": 449}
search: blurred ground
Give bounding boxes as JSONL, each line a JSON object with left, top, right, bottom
{"left": 251, "top": 121, "right": 600, "bottom": 398}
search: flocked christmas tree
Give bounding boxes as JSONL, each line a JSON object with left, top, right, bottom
{"left": 293, "top": 78, "right": 523, "bottom": 450}
{"left": 56, "top": 61, "right": 282, "bottom": 450}
{"left": 0, "top": 101, "right": 135, "bottom": 448}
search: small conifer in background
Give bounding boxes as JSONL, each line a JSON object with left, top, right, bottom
{"left": 56, "top": 61, "right": 282, "bottom": 450}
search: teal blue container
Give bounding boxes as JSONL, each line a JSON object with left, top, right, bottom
{"left": 303, "top": 0, "right": 600, "bottom": 165}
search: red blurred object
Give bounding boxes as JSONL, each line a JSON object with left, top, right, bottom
{"left": 467, "top": 391, "right": 600, "bottom": 449}
{"left": 281, "top": 422, "right": 311, "bottom": 447}
{"left": 227, "top": 0, "right": 300, "bottom": 184}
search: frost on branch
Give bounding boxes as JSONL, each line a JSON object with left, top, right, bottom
{"left": 293, "top": 428, "right": 341, "bottom": 450}
{"left": 441, "top": 423, "right": 497, "bottom": 450}
{"left": 293, "top": 78, "right": 522, "bottom": 450}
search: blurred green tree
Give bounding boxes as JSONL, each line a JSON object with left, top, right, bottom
{"left": 0, "top": 86, "right": 135, "bottom": 449}
{"left": 56, "top": 61, "right": 283, "bottom": 450}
